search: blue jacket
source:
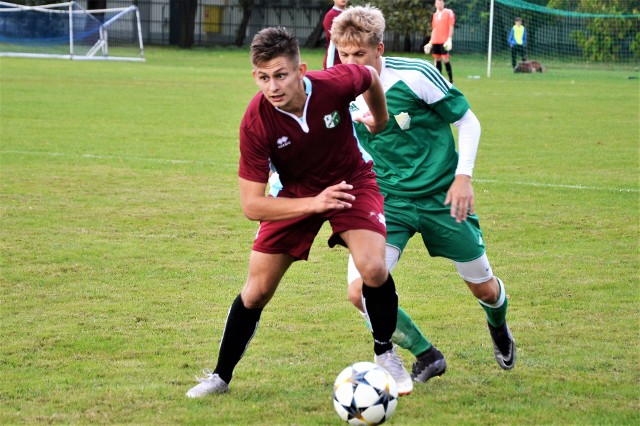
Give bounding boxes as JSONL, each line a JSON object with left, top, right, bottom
{"left": 508, "top": 25, "right": 527, "bottom": 47}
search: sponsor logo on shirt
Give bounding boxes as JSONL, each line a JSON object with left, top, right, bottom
{"left": 276, "top": 136, "right": 291, "bottom": 149}
{"left": 324, "top": 111, "right": 341, "bottom": 129}
{"left": 349, "top": 102, "right": 366, "bottom": 122}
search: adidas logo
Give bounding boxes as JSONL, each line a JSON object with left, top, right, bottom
{"left": 276, "top": 136, "right": 291, "bottom": 149}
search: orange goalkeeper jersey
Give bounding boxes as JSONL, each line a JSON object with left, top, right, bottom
{"left": 431, "top": 8, "right": 455, "bottom": 44}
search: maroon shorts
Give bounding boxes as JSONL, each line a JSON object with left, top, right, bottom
{"left": 252, "top": 180, "right": 386, "bottom": 260}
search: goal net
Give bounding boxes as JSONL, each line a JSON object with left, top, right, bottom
{"left": 0, "top": 1, "right": 144, "bottom": 61}
{"left": 487, "top": 0, "right": 639, "bottom": 75}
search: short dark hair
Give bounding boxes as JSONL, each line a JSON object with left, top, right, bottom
{"left": 515, "top": 17, "right": 522, "bottom": 22}
{"left": 250, "top": 27, "right": 300, "bottom": 67}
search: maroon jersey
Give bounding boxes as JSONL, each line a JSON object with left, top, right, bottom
{"left": 239, "top": 64, "right": 374, "bottom": 198}
{"left": 322, "top": 6, "right": 343, "bottom": 69}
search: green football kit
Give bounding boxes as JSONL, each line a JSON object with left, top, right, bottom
{"left": 350, "top": 56, "right": 509, "bottom": 362}
{"left": 350, "top": 56, "right": 485, "bottom": 262}
{"left": 272, "top": 56, "right": 510, "bottom": 363}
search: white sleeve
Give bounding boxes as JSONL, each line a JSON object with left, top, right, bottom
{"left": 326, "top": 40, "right": 336, "bottom": 68}
{"left": 453, "top": 109, "right": 481, "bottom": 177}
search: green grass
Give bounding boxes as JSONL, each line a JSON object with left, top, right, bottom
{"left": 1, "top": 47, "right": 638, "bottom": 425}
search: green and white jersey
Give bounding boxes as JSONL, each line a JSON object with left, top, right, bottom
{"left": 350, "top": 56, "right": 470, "bottom": 198}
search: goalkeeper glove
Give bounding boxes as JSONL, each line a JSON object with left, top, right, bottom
{"left": 443, "top": 38, "right": 452, "bottom": 51}
{"left": 423, "top": 43, "right": 432, "bottom": 54}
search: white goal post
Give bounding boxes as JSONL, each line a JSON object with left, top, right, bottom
{"left": 0, "top": 1, "right": 144, "bottom": 61}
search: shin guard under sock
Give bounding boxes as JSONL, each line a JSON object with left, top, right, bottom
{"left": 362, "top": 274, "right": 398, "bottom": 355}
{"left": 214, "top": 294, "right": 263, "bottom": 383}
{"left": 393, "top": 307, "right": 432, "bottom": 357}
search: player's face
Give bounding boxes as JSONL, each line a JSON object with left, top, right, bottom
{"left": 253, "top": 56, "right": 307, "bottom": 114}
{"left": 337, "top": 42, "right": 383, "bottom": 71}
{"left": 435, "top": 0, "right": 444, "bottom": 11}
{"left": 334, "top": 0, "right": 348, "bottom": 9}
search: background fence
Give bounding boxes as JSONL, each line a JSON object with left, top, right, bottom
{"left": 68, "top": 0, "right": 488, "bottom": 54}
{"left": 6, "top": 0, "right": 639, "bottom": 63}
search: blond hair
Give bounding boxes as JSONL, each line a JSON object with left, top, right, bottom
{"left": 330, "top": 5, "right": 385, "bottom": 49}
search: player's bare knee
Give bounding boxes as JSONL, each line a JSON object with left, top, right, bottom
{"left": 347, "top": 283, "right": 362, "bottom": 307}
{"left": 358, "top": 262, "right": 388, "bottom": 286}
{"left": 467, "top": 278, "right": 499, "bottom": 304}
{"left": 240, "top": 284, "right": 274, "bottom": 309}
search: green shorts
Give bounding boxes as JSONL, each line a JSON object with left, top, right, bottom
{"left": 383, "top": 191, "right": 485, "bottom": 263}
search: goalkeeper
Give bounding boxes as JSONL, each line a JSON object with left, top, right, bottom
{"left": 423, "top": 0, "right": 455, "bottom": 83}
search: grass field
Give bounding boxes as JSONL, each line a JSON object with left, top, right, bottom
{"left": 1, "top": 47, "right": 638, "bottom": 425}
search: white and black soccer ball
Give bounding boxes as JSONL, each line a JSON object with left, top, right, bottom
{"left": 333, "top": 361, "right": 399, "bottom": 425}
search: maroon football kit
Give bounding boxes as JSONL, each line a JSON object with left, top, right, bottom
{"left": 238, "top": 64, "right": 386, "bottom": 260}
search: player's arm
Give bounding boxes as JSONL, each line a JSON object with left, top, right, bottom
{"left": 444, "top": 23, "right": 454, "bottom": 51}
{"left": 355, "top": 65, "right": 388, "bottom": 135}
{"left": 445, "top": 109, "right": 481, "bottom": 223}
{"left": 239, "top": 177, "right": 355, "bottom": 222}
{"left": 424, "top": 28, "right": 434, "bottom": 53}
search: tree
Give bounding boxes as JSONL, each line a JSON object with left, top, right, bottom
{"left": 235, "top": 0, "right": 254, "bottom": 47}
{"left": 547, "top": 0, "right": 638, "bottom": 14}
{"left": 177, "top": 0, "right": 198, "bottom": 48}
{"left": 548, "top": 0, "right": 640, "bottom": 61}
{"left": 304, "top": 13, "right": 326, "bottom": 49}
{"left": 351, "top": 0, "right": 431, "bottom": 52}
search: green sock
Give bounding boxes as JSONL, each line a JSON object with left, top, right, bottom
{"left": 360, "top": 308, "right": 432, "bottom": 356}
{"left": 479, "top": 277, "right": 509, "bottom": 327}
{"left": 392, "top": 307, "right": 432, "bottom": 357}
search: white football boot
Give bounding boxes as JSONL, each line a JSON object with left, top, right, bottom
{"left": 186, "top": 369, "right": 229, "bottom": 398}
{"left": 374, "top": 346, "right": 413, "bottom": 396}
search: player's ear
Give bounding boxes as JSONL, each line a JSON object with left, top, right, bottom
{"left": 298, "top": 62, "right": 307, "bottom": 78}
{"left": 377, "top": 42, "right": 385, "bottom": 57}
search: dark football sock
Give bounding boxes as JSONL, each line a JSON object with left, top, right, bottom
{"left": 445, "top": 62, "right": 453, "bottom": 83}
{"left": 214, "top": 294, "right": 263, "bottom": 384}
{"left": 362, "top": 274, "right": 398, "bottom": 355}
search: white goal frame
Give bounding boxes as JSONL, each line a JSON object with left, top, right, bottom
{"left": 0, "top": 1, "right": 144, "bottom": 62}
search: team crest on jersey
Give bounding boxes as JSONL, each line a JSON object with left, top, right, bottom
{"left": 394, "top": 112, "right": 411, "bottom": 130}
{"left": 324, "top": 111, "right": 341, "bottom": 128}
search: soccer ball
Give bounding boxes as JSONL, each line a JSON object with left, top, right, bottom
{"left": 333, "top": 362, "right": 399, "bottom": 425}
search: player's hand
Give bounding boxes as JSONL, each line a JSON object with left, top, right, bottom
{"left": 353, "top": 111, "right": 387, "bottom": 135}
{"left": 311, "top": 181, "right": 355, "bottom": 212}
{"left": 423, "top": 43, "right": 432, "bottom": 54}
{"left": 444, "top": 174, "right": 474, "bottom": 223}
{"left": 444, "top": 38, "right": 452, "bottom": 51}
